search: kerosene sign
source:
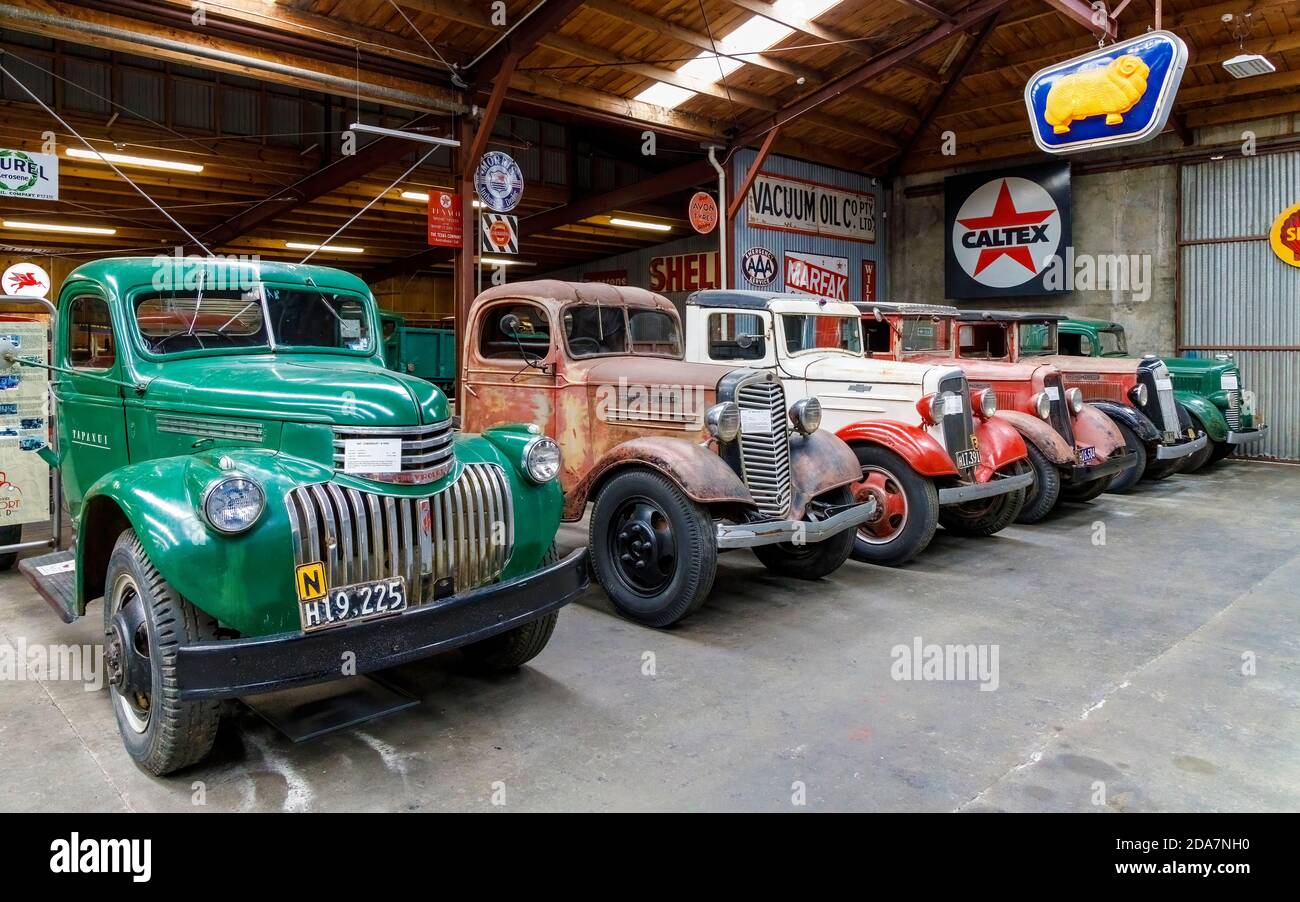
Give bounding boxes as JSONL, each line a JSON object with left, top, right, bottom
{"left": 745, "top": 172, "right": 876, "bottom": 243}
{"left": 0, "top": 148, "right": 58, "bottom": 201}
{"left": 945, "top": 162, "right": 1072, "bottom": 299}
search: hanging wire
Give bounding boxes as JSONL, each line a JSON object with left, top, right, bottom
{"left": 0, "top": 55, "right": 215, "bottom": 255}
{"left": 384, "top": 0, "right": 461, "bottom": 78}
{"left": 696, "top": 0, "right": 740, "bottom": 127}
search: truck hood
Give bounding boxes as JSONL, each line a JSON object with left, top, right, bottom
{"left": 1039, "top": 354, "right": 1140, "bottom": 376}
{"left": 947, "top": 359, "right": 1044, "bottom": 382}
{"left": 141, "top": 355, "right": 448, "bottom": 426}
{"left": 782, "top": 353, "right": 940, "bottom": 386}
{"left": 573, "top": 355, "right": 738, "bottom": 390}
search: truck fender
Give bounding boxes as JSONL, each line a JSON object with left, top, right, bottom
{"left": 1175, "top": 392, "right": 1228, "bottom": 442}
{"left": 991, "top": 410, "right": 1074, "bottom": 466}
{"left": 972, "top": 416, "right": 1029, "bottom": 482}
{"left": 1088, "top": 399, "right": 1161, "bottom": 443}
{"left": 1073, "top": 403, "right": 1128, "bottom": 458}
{"left": 563, "top": 436, "right": 753, "bottom": 521}
{"left": 834, "top": 419, "right": 959, "bottom": 478}
{"left": 78, "top": 449, "right": 332, "bottom": 636}
{"left": 788, "top": 429, "right": 867, "bottom": 520}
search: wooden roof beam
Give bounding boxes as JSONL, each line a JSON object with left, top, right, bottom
{"left": 467, "top": 0, "right": 586, "bottom": 92}
{"left": 1039, "top": 0, "right": 1118, "bottom": 40}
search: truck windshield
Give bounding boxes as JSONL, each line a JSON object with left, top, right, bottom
{"left": 1099, "top": 328, "right": 1128, "bottom": 357}
{"left": 781, "top": 315, "right": 862, "bottom": 355}
{"left": 899, "top": 316, "right": 951, "bottom": 354}
{"left": 562, "top": 303, "right": 682, "bottom": 358}
{"left": 134, "top": 286, "right": 372, "bottom": 355}
{"left": 1017, "top": 322, "right": 1058, "bottom": 356}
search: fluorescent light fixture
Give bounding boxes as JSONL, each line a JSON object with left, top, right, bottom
{"left": 477, "top": 257, "right": 535, "bottom": 267}
{"left": 609, "top": 217, "right": 672, "bottom": 232}
{"left": 66, "top": 147, "right": 204, "bottom": 173}
{"left": 634, "top": 0, "right": 842, "bottom": 110}
{"left": 1222, "top": 53, "right": 1276, "bottom": 78}
{"left": 400, "top": 190, "right": 482, "bottom": 208}
{"left": 284, "top": 241, "right": 364, "bottom": 254}
{"left": 350, "top": 123, "right": 460, "bottom": 147}
{"left": 3, "top": 220, "right": 116, "bottom": 236}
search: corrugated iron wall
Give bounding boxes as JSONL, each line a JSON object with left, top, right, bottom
{"left": 1180, "top": 151, "right": 1300, "bottom": 461}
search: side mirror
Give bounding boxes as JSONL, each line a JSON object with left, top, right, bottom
{"left": 872, "top": 307, "right": 883, "bottom": 322}
{"left": 500, "top": 313, "right": 522, "bottom": 336}
{"left": 737, "top": 333, "right": 754, "bottom": 349}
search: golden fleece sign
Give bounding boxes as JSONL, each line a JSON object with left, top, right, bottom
{"left": 1025, "top": 31, "right": 1188, "bottom": 155}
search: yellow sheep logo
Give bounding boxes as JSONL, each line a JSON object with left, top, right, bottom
{"left": 1045, "top": 55, "right": 1150, "bottom": 134}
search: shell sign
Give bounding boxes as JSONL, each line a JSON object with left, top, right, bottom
{"left": 1271, "top": 202, "right": 1300, "bottom": 268}
{"left": 1025, "top": 30, "right": 1188, "bottom": 155}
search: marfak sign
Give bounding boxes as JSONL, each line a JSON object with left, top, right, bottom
{"left": 945, "top": 162, "right": 1071, "bottom": 299}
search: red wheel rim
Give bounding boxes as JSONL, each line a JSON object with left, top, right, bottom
{"left": 852, "top": 466, "right": 909, "bottom": 543}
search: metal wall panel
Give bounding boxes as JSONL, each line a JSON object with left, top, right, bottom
{"left": 1179, "top": 152, "right": 1300, "bottom": 460}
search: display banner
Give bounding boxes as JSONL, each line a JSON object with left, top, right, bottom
{"left": 945, "top": 162, "right": 1072, "bottom": 299}
{"left": 861, "top": 260, "right": 877, "bottom": 302}
{"left": 649, "top": 252, "right": 721, "bottom": 293}
{"left": 426, "top": 191, "right": 461, "bottom": 248}
{"left": 784, "top": 251, "right": 849, "bottom": 300}
{"left": 0, "top": 319, "right": 50, "bottom": 527}
{"left": 745, "top": 172, "right": 876, "bottom": 244}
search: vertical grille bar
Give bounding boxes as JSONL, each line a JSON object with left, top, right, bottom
{"left": 347, "top": 488, "right": 370, "bottom": 583}
{"left": 309, "top": 484, "right": 339, "bottom": 586}
{"left": 735, "top": 376, "right": 793, "bottom": 519}
{"left": 937, "top": 373, "right": 975, "bottom": 473}
{"left": 325, "top": 484, "right": 353, "bottom": 586}
{"left": 1044, "top": 372, "right": 1075, "bottom": 447}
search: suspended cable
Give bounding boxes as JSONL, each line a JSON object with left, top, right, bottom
{"left": 384, "top": 0, "right": 460, "bottom": 78}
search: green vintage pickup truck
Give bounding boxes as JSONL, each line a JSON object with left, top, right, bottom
{"left": 2, "top": 257, "right": 587, "bottom": 775}
{"left": 1057, "top": 318, "right": 1268, "bottom": 470}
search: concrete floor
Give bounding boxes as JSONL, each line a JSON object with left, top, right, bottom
{"left": 1, "top": 459, "right": 1297, "bottom": 812}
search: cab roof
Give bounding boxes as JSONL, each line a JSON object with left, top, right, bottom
{"left": 689, "top": 290, "right": 858, "bottom": 317}
{"left": 853, "top": 300, "right": 959, "bottom": 317}
{"left": 62, "top": 256, "right": 372, "bottom": 297}
{"left": 478, "top": 280, "right": 674, "bottom": 312}
{"left": 958, "top": 310, "right": 1066, "bottom": 323}
{"left": 1062, "top": 317, "right": 1123, "bottom": 331}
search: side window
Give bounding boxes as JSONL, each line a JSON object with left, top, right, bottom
{"left": 862, "top": 319, "right": 891, "bottom": 354}
{"left": 1079, "top": 335, "right": 1093, "bottom": 356}
{"left": 959, "top": 323, "right": 1007, "bottom": 358}
{"left": 478, "top": 303, "right": 551, "bottom": 360}
{"left": 708, "top": 312, "right": 765, "bottom": 360}
{"left": 67, "top": 296, "right": 116, "bottom": 370}
{"left": 1059, "top": 333, "right": 1086, "bottom": 356}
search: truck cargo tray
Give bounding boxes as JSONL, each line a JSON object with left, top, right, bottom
{"left": 18, "top": 551, "right": 77, "bottom": 624}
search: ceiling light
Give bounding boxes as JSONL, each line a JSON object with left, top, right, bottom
{"left": 3, "top": 220, "right": 116, "bottom": 235}
{"left": 350, "top": 123, "right": 460, "bottom": 147}
{"left": 400, "top": 190, "right": 482, "bottom": 207}
{"left": 609, "top": 217, "right": 672, "bottom": 232}
{"left": 477, "top": 257, "right": 535, "bottom": 266}
{"left": 66, "top": 147, "right": 204, "bottom": 173}
{"left": 284, "top": 241, "right": 364, "bottom": 254}
{"left": 1222, "top": 53, "right": 1276, "bottom": 78}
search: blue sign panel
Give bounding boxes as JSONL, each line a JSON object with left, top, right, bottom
{"left": 1025, "top": 30, "right": 1188, "bottom": 155}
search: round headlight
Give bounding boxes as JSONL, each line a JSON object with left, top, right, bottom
{"left": 977, "top": 388, "right": 997, "bottom": 418}
{"left": 1129, "top": 383, "right": 1148, "bottom": 406}
{"left": 1066, "top": 387, "right": 1085, "bottom": 414}
{"left": 1032, "top": 391, "right": 1051, "bottom": 419}
{"left": 523, "top": 436, "right": 561, "bottom": 484}
{"left": 790, "top": 397, "right": 822, "bottom": 436}
{"left": 706, "top": 402, "right": 741, "bottom": 443}
{"left": 202, "top": 476, "right": 265, "bottom": 535}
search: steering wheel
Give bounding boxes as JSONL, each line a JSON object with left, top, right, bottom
{"left": 152, "top": 329, "right": 232, "bottom": 352}
{"left": 568, "top": 336, "right": 603, "bottom": 355}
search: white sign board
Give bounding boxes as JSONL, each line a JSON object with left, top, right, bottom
{"left": 783, "top": 251, "right": 849, "bottom": 301}
{"left": 746, "top": 172, "right": 876, "bottom": 244}
{"left": 2, "top": 262, "right": 51, "bottom": 298}
{"left": 342, "top": 438, "right": 401, "bottom": 474}
{"left": 0, "top": 320, "right": 51, "bottom": 527}
{"left": 0, "top": 149, "right": 58, "bottom": 202}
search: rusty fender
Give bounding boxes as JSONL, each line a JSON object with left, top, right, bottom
{"left": 992, "top": 410, "right": 1075, "bottom": 466}
{"left": 789, "top": 429, "right": 864, "bottom": 520}
{"left": 562, "top": 436, "right": 753, "bottom": 521}
{"left": 1073, "top": 403, "right": 1127, "bottom": 459}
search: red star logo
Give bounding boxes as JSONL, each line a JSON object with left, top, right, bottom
{"left": 958, "top": 180, "right": 1056, "bottom": 276}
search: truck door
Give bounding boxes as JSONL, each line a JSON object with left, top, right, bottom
{"left": 461, "top": 300, "right": 557, "bottom": 438}
{"left": 55, "top": 294, "right": 128, "bottom": 515}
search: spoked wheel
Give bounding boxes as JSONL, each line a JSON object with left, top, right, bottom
{"left": 589, "top": 469, "right": 716, "bottom": 628}
{"left": 848, "top": 446, "right": 938, "bottom": 567}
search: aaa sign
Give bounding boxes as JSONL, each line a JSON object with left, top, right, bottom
{"left": 1271, "top": 201, "right": 1300, "bottom": 268}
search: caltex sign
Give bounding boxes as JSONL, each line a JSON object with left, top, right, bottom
{"left": 0, "top": 149, "right": 58, "bottom": 201}
{"left": 945, "top": 163, "right": 1072, "bottom": 299}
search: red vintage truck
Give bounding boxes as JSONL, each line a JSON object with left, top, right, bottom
{"left": 858, "top": 302, "right": 1138, "bottom": 518}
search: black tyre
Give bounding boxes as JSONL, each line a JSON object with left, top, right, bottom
{"left": 1060, "top": 473, "right": 1113, "bottom": 503}
{"left": 1104, "top": 421, "right": 1146, "bottom": 494}
{"left": 1016, "top": 440, "right": 1062, "bottom": 524}
{"left": 0, "top": 523, "right": 20, "bottom": 570}
{"left": 460, "top": 544, "right": 560, "bottom": 671}
{"left": 1208, "top": 441, "right": 1235, "bottom": 465}
{"left": 939, "top": 460, "right": 1028, "bottom": 537}
{"left": 752, "top": 486, "right": 855, "bottom": 579}
{"left": 1179, "top": 417, "right": 1215, "bottom": 474}
{"left": 1142, "top": 456, "right": 1184, "bottom": 481}
{"left": 104, "top": 530, "right": 221, "bottom": 776}
{"left": 589, "top": 469, "right": 716, "bottom": 628}
{"left": 848, "top": 445, "right": 939, "bottom": 567}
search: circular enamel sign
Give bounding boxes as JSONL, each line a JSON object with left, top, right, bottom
{"left": 951, "top": 176, "right": 1063, "bottom": 289}
{"left": 474, "top": 151, "right": 524, "bottom": 213}
{"left": 741, "top": 247, "right": 777, "bottom": 287}
{"left": 689, "top": 191, "right": 719, "bottom": 234}
{"left": 1270, "top": 201, "right": 1300, "bottom": 268}
{"left": 2, "top": 261, "right": 51, "bottom": 298}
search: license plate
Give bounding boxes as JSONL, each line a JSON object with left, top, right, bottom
{"left": 1079, "top": 445, "right": 1098, "bottom": 465}
{"left": 300, "top": 577, "right": 407, "bottom": 633}
{"left": 956, "top": 448, "right": 981, "bottom": 469}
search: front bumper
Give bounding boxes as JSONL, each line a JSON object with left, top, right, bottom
{"left": 716, "top": 498, "right": 878, "bottom": 550}
{"left": 1154, "top": 432, "right": 1208, "bottom": 460}
{"left": 938, "top": 469, "right": 1034, "bottom": 505}
{"left": 1227, "top": 424, "right": 1269, "bottom": 445}
{"left": 174, "top": 548, "right": 590, "bottom": 700}
{"left": 1068, "top": 449, "right": 1139, "bottom": 483}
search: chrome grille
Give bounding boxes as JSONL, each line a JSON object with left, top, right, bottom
{"left": 157, "top": 414, "right": 263, "bottom": 443}
{"left": 736, "top": 377, "right": 792, "bottom": 519}
{"left": 1152, "top": 360, "right": 1180, "bottom": 437}
{"left": 332, "top": 420, "right": 454, "bottom": 485}
{"left": 285, "top": 463, "right": 513, "bottom": 605}
{"left": 1225, "top": 376, "right": 1241, "bottom": 429}
{"left": 1044, "top": 372, "right": 1075, "bottom": 447}
{"left": 937, "top": 373, "right": 975, "bottom": 473}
